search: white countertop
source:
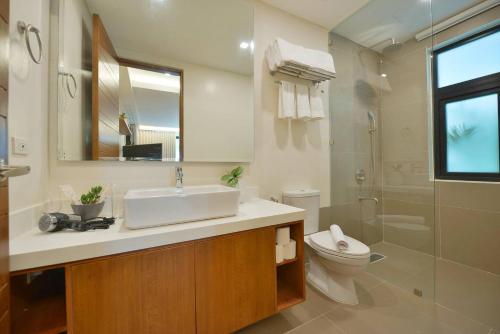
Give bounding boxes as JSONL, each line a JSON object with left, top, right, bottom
{"left": 10, "top": 199, "right": 305, "bottom": 272}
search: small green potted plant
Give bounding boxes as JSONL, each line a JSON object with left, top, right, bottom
{"left": 221, "top": 166, "right": 244, "bottom": 188}
{"left": 71, "top": 185, "right": 105, "bottom": 221}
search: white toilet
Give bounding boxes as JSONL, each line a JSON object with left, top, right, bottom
{"left": 283, "top": 190, "right": 370, "bottom": 305}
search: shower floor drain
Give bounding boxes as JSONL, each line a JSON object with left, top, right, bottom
{"left": 370, "top": 253, "right": 385, "bottom": 263}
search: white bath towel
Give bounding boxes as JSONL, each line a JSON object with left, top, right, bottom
{"left": 309, "top": 85, "right": 325, "bottom": 120}
{"left": 296, "top": 84, "right": 311, "bottom": 120}
{"left": 330, "top": 224, "right": 349, "bottom": 251}
{"left": 278, "top": 81, "right": 296, "bottom": 119}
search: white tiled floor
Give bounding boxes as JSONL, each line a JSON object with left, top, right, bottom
{"left": 238, "top": 242, "right": 500, "bottom": 334}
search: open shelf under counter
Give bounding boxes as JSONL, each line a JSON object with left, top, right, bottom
{"left": 276, "top": 257, "right": 298, "bottom": 267}
{"left": 11, "top": 268, "right": 67, "bottom": 334}
{"left": 274, "top": 221, "right": 306, "bottom": 311}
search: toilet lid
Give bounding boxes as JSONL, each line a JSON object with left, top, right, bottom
{"left": 309, "top": 231, "right": 370, "bottom": 258}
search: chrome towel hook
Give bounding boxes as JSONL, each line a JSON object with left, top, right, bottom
{"left": 17, "top": 21, "right": 42, "bottom": 64}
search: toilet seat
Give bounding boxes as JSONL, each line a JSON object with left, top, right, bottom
{"left": 308, "top": 231, "right": 370, "bottom": 259}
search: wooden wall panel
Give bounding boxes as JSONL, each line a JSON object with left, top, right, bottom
{"left": 0, "top": 1, "right": 9, "bottom": 332}
{"left": 92, "top": 15, "right": 120, "bottom": 160}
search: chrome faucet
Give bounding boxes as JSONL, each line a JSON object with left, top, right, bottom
{"left": 175, "top": 166, "right": 183, "bottom": 189}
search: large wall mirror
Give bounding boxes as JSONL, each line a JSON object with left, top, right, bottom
{"left": 53, "top": 0, "right": 254, "bottom": 162}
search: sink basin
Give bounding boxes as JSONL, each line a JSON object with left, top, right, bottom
{"left": 123, "top": 185, "right": 240, "bottom": 229}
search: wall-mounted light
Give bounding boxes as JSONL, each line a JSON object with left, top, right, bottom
{"left": 240, "top": 41, "right": 254, "bottom": 51}
{"left": 139, "top": 125, "right": 179, "bottom": 133}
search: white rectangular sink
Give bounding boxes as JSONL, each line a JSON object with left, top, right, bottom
{"left": 123, "top": 185, "right": 240, "bottom": 229}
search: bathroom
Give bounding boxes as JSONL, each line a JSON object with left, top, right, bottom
{"left": 0, "top": 0, "right": 499, "bottom": 333}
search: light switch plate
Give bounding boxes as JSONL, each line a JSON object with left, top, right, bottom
{"left": 12, "top": 137, "right": 29, "bottom": 155}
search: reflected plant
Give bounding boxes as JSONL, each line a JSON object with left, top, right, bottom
{"left": 448, "top": 123, "right": 477, "bottom": 143}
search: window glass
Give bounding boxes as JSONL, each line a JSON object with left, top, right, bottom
{"left": 437, "top": 30, "right": 500, "bottom": 88}
{"left": 446, "top": 93, "right": 499, "bottom": 173}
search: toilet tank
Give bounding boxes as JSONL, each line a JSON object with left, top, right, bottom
{"left": 283, "top": 189, "right": 320, "bottom": 235}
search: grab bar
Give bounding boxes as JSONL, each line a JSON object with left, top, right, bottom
{"left": 17, "top": 21, "right": 42, "bottom": 64}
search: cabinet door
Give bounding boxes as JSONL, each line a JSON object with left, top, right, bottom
{"left": 195, "top": 228, "right": 276, "bottom": 334}
{"left": 69, "top": 243, "right": 196, "bottom": 334}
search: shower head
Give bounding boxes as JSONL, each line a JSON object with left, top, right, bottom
{"left": 382, "top": 38, "right": 402, "bottom": 52}
{"left": 369, "top": 38, "right": 402, "bottom": 53}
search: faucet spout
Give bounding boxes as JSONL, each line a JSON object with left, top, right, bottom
{"left": 175, "top": 166, "right": 183, "bottom": 189}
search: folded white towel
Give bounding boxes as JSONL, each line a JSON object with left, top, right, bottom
{"left": 296, "top": 84, "right": 311, "bottom": 120}
{"left": 309, "top": 85, "right": 324, "bottom": 120}
{"left": 330, "top": 224, "right": 349, "bottom": 251}
{"left": 266, "top": 38, "right": 336, "bottom": 77}
{"left": 278, "top": 81, "right": 296, "bottom": 119}
{"left": 274, "top": 38, "right": 308, "bottom": 69}
{"left": 306, "top": 48, "right": 336, "bottom": 75}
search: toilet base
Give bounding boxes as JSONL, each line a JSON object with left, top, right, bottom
{"left": 307, "top": 257, "right": 360, "bottom": 305}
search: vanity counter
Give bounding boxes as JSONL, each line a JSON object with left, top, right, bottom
{"left": 10, "top": 199, "right": 305, "bottom": 272}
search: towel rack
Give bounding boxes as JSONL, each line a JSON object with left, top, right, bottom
{"left": 274, "top": 80, "right": 325, "bottom": 93}
{"left": 17, "top": 21, "right": 43, "bottom": 64}
{"left": 272, "top": 61, "right": 335, "bottom": 84}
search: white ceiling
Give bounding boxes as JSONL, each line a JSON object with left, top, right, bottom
{"left": 260, "top": 0, "right": 371, "bottom": 30}
{"left": 333, "top": 0, "right": 486, "bottom": 52}
{"left": 85, "top": 0, "right": 253, "bottom": 75}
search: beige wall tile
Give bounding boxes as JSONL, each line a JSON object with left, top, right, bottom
{"left": 438, "top": 181, "right": 500, "bottom": 213}
{"left": 382, "top": 198, "right": 435, "bottom": 254}
{"left": 440, "top": 206, "right": 500, "bottom": 275}
{"left": 436, "top": 259, "right": 500, "bottom": 331}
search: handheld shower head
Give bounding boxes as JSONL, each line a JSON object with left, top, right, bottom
{"left": 367, "top": 111, "right": 376, "bottom": 133}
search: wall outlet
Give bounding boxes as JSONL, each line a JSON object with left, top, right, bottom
{"left": 12, "top": 137, "right": 29, "bottom": 155}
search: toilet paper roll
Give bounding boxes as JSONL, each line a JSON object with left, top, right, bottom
{"left": 276, "top": 227, "right": 290, "bottom": 245}
{"left": 276, "top": 244, "right": 284, "bottom": 263}
{"left": 283, "top": 239, "right": 297, "bottom": 260}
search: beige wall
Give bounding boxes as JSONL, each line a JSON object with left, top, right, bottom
{"left": 434, "top": 7, "right": 500, "bottom": 275}
{"left": 8, "top": 0, "right": 50, "bottom": 235}
{"left": 380, "top": 6, "right": 500, "bottom": 273}
{"left": 328, "top": 33, "right": 383, "bottom": 244}
{"left": 379, "top": 32, "right": 436, "bottom": 255}
{"left": 9, "top": 0, "right": 331, "bottom": 234}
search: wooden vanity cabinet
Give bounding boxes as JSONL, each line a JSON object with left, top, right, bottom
{"left": 195, "top": 227, "right": 277, "bottom": 334}
{"left": 12, "top": 221, "right": 305, "bottom": 334}
{"left": 68, "top": 242, "right": 196, "bottom": 334}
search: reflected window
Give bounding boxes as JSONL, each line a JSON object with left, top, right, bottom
{"left": 433, "top": 25, "right": 500, "bottom": 181}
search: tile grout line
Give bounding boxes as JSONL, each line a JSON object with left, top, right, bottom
{"left": 323, "top": 313, "right": 348, "bottom": 334}
{"left": 283, "top": 312, "right": 329, "bottom": 334}
{"left": 433, "top": 301, "right": 496, "bottom": 332}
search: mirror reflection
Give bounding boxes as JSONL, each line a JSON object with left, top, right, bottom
{"left": 55, "top": 0, "right": 253, "bottom": 162}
